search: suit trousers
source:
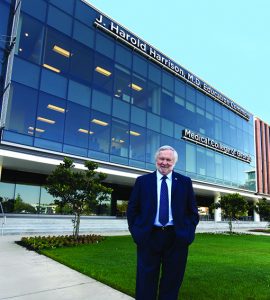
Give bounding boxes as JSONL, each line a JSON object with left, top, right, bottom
{"left": 136, "top": 227, "right": 189, "bottom": 300}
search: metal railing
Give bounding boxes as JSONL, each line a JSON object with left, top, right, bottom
{"left": 0, "top": 202, "right": 6, "bottom": 236}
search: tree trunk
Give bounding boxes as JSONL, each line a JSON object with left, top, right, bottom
{"left": 72, "top": 213, "right": 81, "bottom": 239}
{"left": 228, "top": 218, "right": 233, "bottom": 233}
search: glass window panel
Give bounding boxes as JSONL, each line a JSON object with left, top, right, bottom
{"left": 129, "top": 124, "right": 146, "bottom": 162}
{"left": 43, "top": 27, "right": 71, "bottom": 75}
{"left": 113, "top": 64, "right": 131, "bottom": 103}
{"left": 148, "top": 62, "right": 161, "bottom": 84}
{"left": 215, "top": 153, "right": 223, "bottom": 180}
{"left": 115, "top": 44, "right": 132, "bottom": 68}
{"left": 0, "top": 182, "right": 15, "bottom": 199}
{"left": 161, "top": 118, "right": 173, "bottom": 137}
{"left": 12, "top": 57, "right": 40, "bottom": 88}
{"left": 147, "top": 112, "right": 160, "bottom": 132}
{"left": 147, "top": 80, "right": 161, "bottom": 115}
{"left": 34, "top": 138, "right": 62, "bottom": 151}
{"left": 68, "top": 80, "right": 91, "bottom": 107}
{"left": 197, "top": 147, "right": 206, "bottom": 176}
{"left": 63, "top": 144, "right": 87, "bottom": 157}
{"left": 75, "top": 0, "right": 97, "bottom": 25}
{"left": 95, "top": 32, "right": 115, "bottom": 59}
{"left": 89, "top": 111, "right": 110, "bottom": 153}
{"left": 162, "top": 72, "right": 174, "bottom": 91}
{"left": 35, "top": 92, "right": 66, "bottom": 142}
{"left": 146, "top": 130, "right": 160, "bottom": 164}
{"left": 2, "top": 130, "right": 33, "bottom": 146}
{"left": 174, "top": 123, "right": 185, "bottom": 140}
{"left": 15, "top": 14, "right": 44, "bottom": 64}
{"left": 186, "top": 85, "right": 196, "bottom": 103}
{"left": 131, "top": 106, "right": 146, "bottom": 126}
{"left": 206, "top": 150, "right": 215, "bottom": 178}
{"left": 92, "top": 53, "right": 113, "bottom": 93}
{"left": 222, "top": 106, "right": 229, "bottom": 122}
{"left": 131, "top": 73, "right": 147, "bottom": 109}
{"left": 50, "top": 0, "right": 74, "bottom": 15}
{"left": 40, "top": 187, "right": 55, "bottom": 214}
{"left": 196, "top": 91, "right": 205, "bottom": 109}
{"left": 174, "top": 95, "right": 185, "bottom": 107}
{"left": 214, "top": 102, "right": 222, "bottom": 118}
{"left": 5, "top": 83, "right": 38, "bottom": 137}
{"left": 173, "top": 139, "right": 185, "bottom": 172}
{"left": 73, "top": 20, "right": 94, "bottom": 48}
{"left": 113, "top": 98, "right": 130, "bottom": 121}
{"left": 110, "top": 119, "right": 129, "bottom": 158}
{"left": 133, "top": 54, "right": 147, "bottom": 76}
{"left": 186, "top": 143, "right": 196, "bottom": 174}
{"left": 236, "top": 115, "right": 243, "bottom": 130}
{"left": 229, "top": 125, "right": 237, "bottom": 148}
{"left": 186, "top": 101, "right": 195, "bottom": 112}
{"left": 161, "top": 89, "right": 173, "bottom": 118}
{"left": 15, "top": 184, "right": 41, "bottom": 211}
{"left": 205, "top": 96, "right": 214, "bottom": 113}
{"left": 223, "top": 155, "right": 231, "bottom": 182}
{"left": 64, "top": 101, "right": 90, "bottom": 148}
{"left": 40, "top": 68, "right": 67, "bottom": 99}
{"left": 0, "top": 2, "right": 10, "bottom": 41}
{"left": 230, "top": 159, "right": 238, "bottom": 185}
{"left": 222, "top": 120, "right": 230, "bottom": 145}
{"left": 70, "top": 42, "right": 94, "bottom": 83}
{"left": 175, "top": 79, "right": 185, "bottom": 98}
{"left": 214, "top": 117, "right": 222, "bottom": 140}
{"left": 229, "top": 110, "right": 237, "bottom": 126}
{"left": 21, "top": 0, "right": 47, "bottom": 21}
{"left": 161, "top": 135, "right": 174, "bottom": 148}
{"left": 92, "top": 89, "right": 112, "bottom": 115}
{"left": 47, "top": 5, "right": 72, "bottom": 35}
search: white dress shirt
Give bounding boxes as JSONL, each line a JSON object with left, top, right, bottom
{"left": 154, "top": 170, "right": 174, "bottom": 226}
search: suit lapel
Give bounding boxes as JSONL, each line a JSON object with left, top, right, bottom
{"left": 171, "top": 171, "right": 178, "bottom": 196}
{"left": 149, "top": 171, "right": 157, "bottom": 199}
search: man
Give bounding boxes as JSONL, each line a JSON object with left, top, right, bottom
{"left": 127, "top": 145, "right": 199, "bottom": 300}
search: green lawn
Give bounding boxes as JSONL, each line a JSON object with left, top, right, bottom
{"left": 42, "top": 234, "right": 270, "bottom": 300}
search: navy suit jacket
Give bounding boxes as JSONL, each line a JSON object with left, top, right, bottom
{"left": 127, "top": 171, "right": 199, "bottom": 246}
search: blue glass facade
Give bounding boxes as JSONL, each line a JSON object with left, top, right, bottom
{"left": 1, "top": 0, "right": 256, "bottom": 197}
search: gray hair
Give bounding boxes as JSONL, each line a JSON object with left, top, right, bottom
{"left": 155, "top": 145, "right": 178, "bottom": 164}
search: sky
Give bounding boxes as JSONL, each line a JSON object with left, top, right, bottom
{"left": 87, "top": 0, "right": 270, "bottom": 125}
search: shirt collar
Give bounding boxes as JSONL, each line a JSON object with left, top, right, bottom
{"left": 157, "top": 170, "right": 172, "bottom": 181}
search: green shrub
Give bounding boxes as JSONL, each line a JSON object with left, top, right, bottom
{"left": 17, "top": 234, "right": 105, "bottom": 252}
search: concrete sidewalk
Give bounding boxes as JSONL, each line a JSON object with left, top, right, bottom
{"left": 0, "top": 235, "right": 134, "bottom": 300}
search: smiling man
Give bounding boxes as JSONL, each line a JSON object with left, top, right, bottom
{"left": 127, "top": 145, "right": 199, "bottom": 300}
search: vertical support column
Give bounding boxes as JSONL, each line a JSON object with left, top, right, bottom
{"left": 0, "top": 159, "right": 3, "bottom": 181}
{"left": 214, "top": 193, "right": 221, "bottom": 222}
{"left": 255, "top": 119, "right": 263, "bottom": 194}
{"left": 110, "top": 190, "right": 118, "bottom": 216}
{"left": 253, "top": 199, "right": 260, "bottom": 222}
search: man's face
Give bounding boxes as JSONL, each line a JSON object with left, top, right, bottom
{"left": 156, "top": 149, "right": 175, "bottom": 175}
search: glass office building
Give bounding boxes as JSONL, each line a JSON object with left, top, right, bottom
{"left": 0, "top": 0, "right": 259, "bottom": 218}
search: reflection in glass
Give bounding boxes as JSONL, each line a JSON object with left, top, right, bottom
{"left": 70, "top": 42, "right": 94, "bottom": 83}
{"left": 35, "top": 92, "right": 65, "bottom": 142}
{"left": 129, "top": 124, "right": 145, "bottom": 162}
{"left": 146, "top": 130, "right": 160, "bottom": 164}
{"left": 15, "top": 14, "right": 44, "bottom": 64}
{"left": 89, "top": 111, "right": 110, "bottom": 153}
{"left": 64, "top": 101, "right": 90, "bottom": 148}
{"left": 5, "top": 83, "right": 38, "bottom": 136}
{"left": 43, "top": 28, "right": 71, "bottom": 74}
{"left": 113, "top": 64, "right": 131, "bottom": 102}
{"left": 111, "top": 119, "right": 129, "bottom": 157}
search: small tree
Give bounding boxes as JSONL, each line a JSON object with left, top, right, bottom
{"left": 46, "top": 157, "right": 112, "bottom": 239}
{"left": 255, "top": 198, "right": 270, "bottom": 227}
{"left": 212, "top": 193, "right": 249, "bottom": 233}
